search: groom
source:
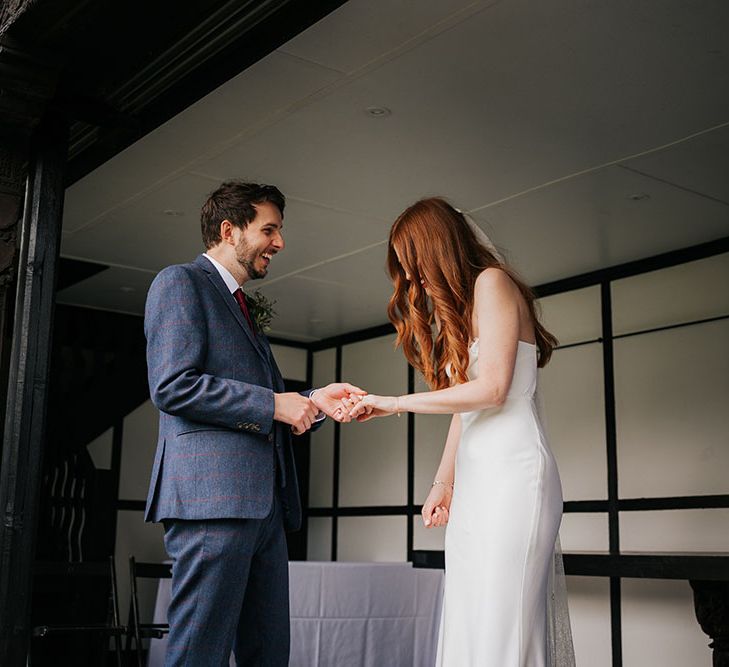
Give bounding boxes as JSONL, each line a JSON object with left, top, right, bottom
{"left": 144, "top": 181, "right": 363, "bottom": 666}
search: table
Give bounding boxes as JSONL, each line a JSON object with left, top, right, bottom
{"left": 148, "top": 561, "right": 444, "bottom": 666}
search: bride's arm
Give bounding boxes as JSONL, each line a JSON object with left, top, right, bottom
{"left": 353, "top": 269, "right": 522, "bottom": 418}
{"left": 421, "top": 413, "right": 461, "bottom": 527}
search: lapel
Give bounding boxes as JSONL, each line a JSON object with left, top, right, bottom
{"left": 261, "top": 337, "right": 286, "bottom": 392}
{"left": 194, "top": 255, "right": 270, "bottom": 365}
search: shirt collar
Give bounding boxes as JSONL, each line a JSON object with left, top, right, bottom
{"left": 203, "top": 253, "right": 241, "bottom": 294}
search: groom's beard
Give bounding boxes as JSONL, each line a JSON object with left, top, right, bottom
{"left": 235, "top": 239, "right": 267, "bottom": 280}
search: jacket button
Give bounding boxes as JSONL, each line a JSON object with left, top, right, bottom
{"left": 236, "top": 422, "right": 244, "bottom": 429}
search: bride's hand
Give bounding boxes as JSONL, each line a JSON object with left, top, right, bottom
{"left": 421, "top": 483, "right": 453, "bottom": 528}
{"left": 348, "top": 394, "right": 398, "bottom": 421}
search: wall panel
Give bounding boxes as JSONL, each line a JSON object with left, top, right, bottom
{"left": 622, "top": 579, "right": 709, "bottom": 667}
{"left": 540, "top": 343, "right": 607, "bottom": 500}
{"left": 615, "top": 320, "right": 729, "bottom": 498}
{"left": 338, "top": 516, "right": 407, "bottom": 562}
{"left": 612, "top": 252, "right": 729, "bottom": 335}
{"left": 339, "top": 336, "right": 408, "bottom": 506}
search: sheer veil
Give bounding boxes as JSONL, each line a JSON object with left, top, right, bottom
{"left": 461, "top": 209, "right": 576, "bottom": 666}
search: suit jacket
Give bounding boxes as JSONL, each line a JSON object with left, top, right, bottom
{"left": 144, "top": 254, "right": 304, "bottom": 531}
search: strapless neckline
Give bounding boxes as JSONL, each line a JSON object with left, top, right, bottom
{"left": 468, "top": 337, "right": 537, "bottom": 351}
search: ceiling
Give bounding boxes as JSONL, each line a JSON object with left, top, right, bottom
{"left": 57, "top": 0, "right": 729, "bottom": 342}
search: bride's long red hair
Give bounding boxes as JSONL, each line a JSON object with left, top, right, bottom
{"left": 387, "top": 197, "right": 558, "bottom": 389}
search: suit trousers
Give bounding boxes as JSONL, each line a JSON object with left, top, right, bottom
{"left": 162, "top": 493, "right": 289, "bottom": 667}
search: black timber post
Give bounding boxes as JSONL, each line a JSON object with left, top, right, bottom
{"left": 0, "top": 133, "right": 27, "bottom": 441}
{"left": 0, "top": 112, "right": 68, "bottom": 666}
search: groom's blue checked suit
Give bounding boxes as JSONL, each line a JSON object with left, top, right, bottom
{"left": 145, "top": 254, "right": 311, "bottom": 666}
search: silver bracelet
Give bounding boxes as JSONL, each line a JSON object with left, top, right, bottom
{"left": 432, "top": 480, "right": 454, "bottom": 488}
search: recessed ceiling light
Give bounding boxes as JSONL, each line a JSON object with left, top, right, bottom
{"left": 163, "top": 209, "right": 185, "bottom": 216}
{"left": 365, "top": 106, "right": 392, "bottom": 118}
{"left": 628, "top": 193, "right": 650, "bottom": 201}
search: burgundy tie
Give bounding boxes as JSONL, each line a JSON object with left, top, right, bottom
{"left": 233, "top": 288, "right": 255, "bottom": 332}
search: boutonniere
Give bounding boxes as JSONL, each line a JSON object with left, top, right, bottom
{"left": 246, "top": 290, "right": 277, "bottom": 333}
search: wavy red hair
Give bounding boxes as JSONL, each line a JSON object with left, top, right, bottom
{"left": 387, "top": 197, "right": 557, "bottom": 389}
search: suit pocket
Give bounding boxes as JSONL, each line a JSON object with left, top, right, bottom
{"left": 175, "top": 427, "right": 231, "bottom": 436}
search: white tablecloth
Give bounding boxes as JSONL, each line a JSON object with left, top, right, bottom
{"left": 148, "top": 561, "right": 444, "bottom": 667}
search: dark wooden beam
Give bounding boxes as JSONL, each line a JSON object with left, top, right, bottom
{"left": 411, "top": 550, "right": 729, "bottom": 581}
{"left": 0, "top": 112, "right": 67, "bottom": 666}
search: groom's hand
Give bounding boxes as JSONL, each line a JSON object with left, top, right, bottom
{"left": 274, "top": 392, "right": 319, "bottom": 435}
{"left": 311, "top": 383, "right": 367, "bottom": 423}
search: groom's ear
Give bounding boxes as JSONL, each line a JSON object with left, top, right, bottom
{"left": 219, "top": 219, "right": 235, "bottom": 244}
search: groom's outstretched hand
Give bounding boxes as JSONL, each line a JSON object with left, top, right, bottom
{"left": 311, "top": 383, "right": 367, "bottom": 423}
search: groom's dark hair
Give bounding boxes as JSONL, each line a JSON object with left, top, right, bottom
{"left": 201, "top": 180, "right": 285, "bottom": 249}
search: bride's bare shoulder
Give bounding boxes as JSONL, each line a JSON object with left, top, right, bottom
{"left": 474, "top": 267, "right": 516, "bottom": 295}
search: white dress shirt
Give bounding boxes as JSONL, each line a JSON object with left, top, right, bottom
{"left": 203, "top": 252, "right": 240, "bottom": 293}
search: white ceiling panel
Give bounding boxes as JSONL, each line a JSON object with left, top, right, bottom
{"left": 622, "top": 124, "right": 729, "bottom": 205}
{"left": 56, "top": 266, "right": 154, "bottom": 315}
{"left": 57, "top": 0, "right": 729, "bottom": 339}
{"left": 63, "top": 50, "right": 343, "bottom": 232}
{"left": 61, "top": 173, "right": 215, "bottom": 270}
{"left": 258, "top": 244, "right": 394, "bottom": 340}
{"left": 63, "top": 173, "right": 393, "bottom": 277}
{"left": 198, "top": 0, "right": 729, "bottom": 221}
{"left": 278, "top": 0, "right": 487, "bottom": 74}
{"left": 474, "top": 165, "right": 729, "bottom": 285}
{"left": 261, "top": 199, "right": 390, "bottom": 281}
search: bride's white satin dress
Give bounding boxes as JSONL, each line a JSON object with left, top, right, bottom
{"left": 436, "top": 339, "right": 564, "bottom": 666}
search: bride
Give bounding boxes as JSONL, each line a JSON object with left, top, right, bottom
{"left": 348, "top": 198, "right": 574, "bottom": 666}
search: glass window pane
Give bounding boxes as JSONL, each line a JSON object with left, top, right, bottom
{"left": 120, "top": 400, "right": 159, "bottom": 501}
{"left": 612, "top": 252, "right": 729, "bottom": 335}
{"left": 615, "top": 320, "right": 729, "bottom": 497}
{"left": 566, "top": 577, "right": 612, "bottom": 667}
{"left": 309, "top": 419, "right": 334, "bottom": 507}
{"left": 620, "top": 509, "right": 729, "bottom": 551}
{"left": 339, "top": 336, "right": 408, "bottom": 506}
{"left": 538, "top": 286, "right": 602, "bottom": 346}
{"left": 412, "top": 519, "right": 445, "bottom": 551}
{"left": 413, "top": 369, "right": 452, "bottom": 506}
{"left": 559, "top": 513, "right": 609, "bottom": 552}
{"left": 413, "top": 412, "right": 451, "bottom": 505}
{"left": 270, "top": 344, "right": 307, "bottom": 381}
{"left": 337, "top": 516, "right": 407, "bottom": 562}
{"left": 313, "top": 348, "right": 336, "bottom": 388}
{"left": 539, "top": 343, "right": 607, "bottom": 500}
{"left": 622, "top": 579, "right": 710, "bottom": 667}
{"left": 306, "top": 517, "right": 332, "bottom": 561}
{"left": 309, "top": 349, "right": 336, "bottom": 507}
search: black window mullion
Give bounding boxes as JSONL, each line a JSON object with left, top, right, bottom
{"left": 601, "top": 281, "right": 622, "bottom": 667}
{"left": 406, "top": 365, "right": 415, "bottom": 561}
{"left": 331, "top": 345, "right": 342, "bottom": 561}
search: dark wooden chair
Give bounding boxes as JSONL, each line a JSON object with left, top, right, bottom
{"left": 126, "top": 556, "right": 172, "bottom": 667}
{"left": 30, "top": 556, "right": 125, "bottom": 667}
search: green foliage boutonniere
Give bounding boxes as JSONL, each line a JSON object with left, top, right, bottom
{"left": 246, "top": 290, "right": 277, "bottom": 333}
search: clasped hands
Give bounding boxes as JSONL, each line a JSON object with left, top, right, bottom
{"left": 276, "top": 385, "right": 400, "bottom": 435}
{"left": 314, "top": 391, "right": 399, "bottom": 424}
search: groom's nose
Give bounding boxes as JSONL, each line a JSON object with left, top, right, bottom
{"left": 272, "top": 230, "right": 284, "bottom": 251}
